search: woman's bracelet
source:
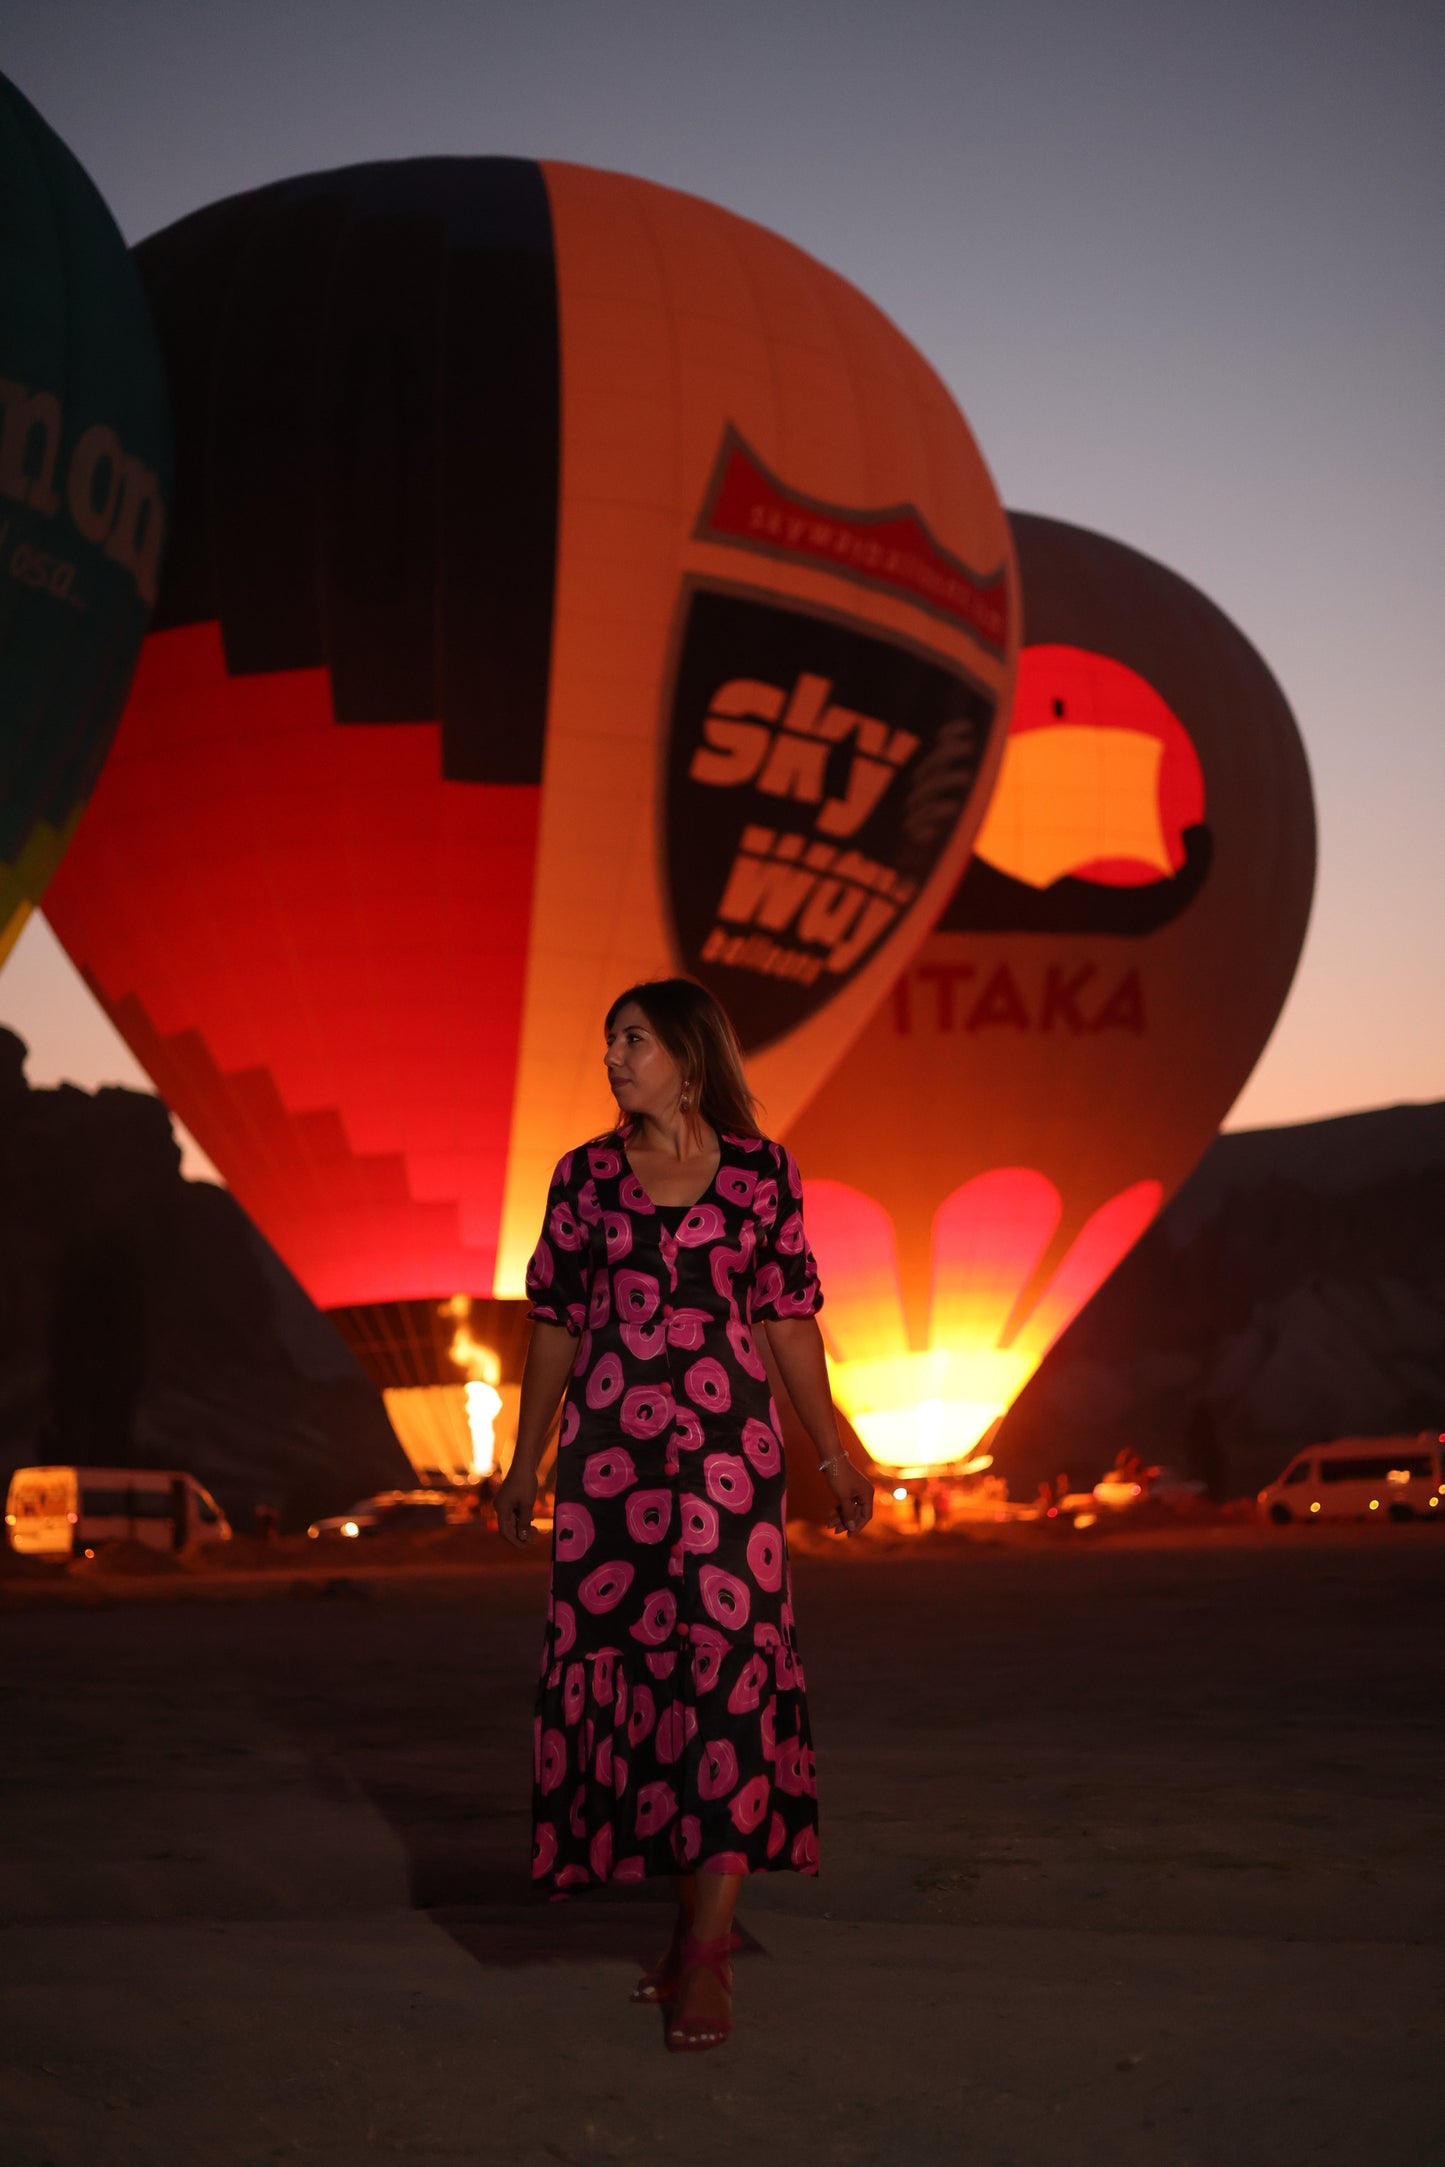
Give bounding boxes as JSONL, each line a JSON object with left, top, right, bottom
{"left": 817, "top": 1450, "right": 851, "bottom": 1475}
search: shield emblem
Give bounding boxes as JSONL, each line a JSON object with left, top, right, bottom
{"left": 663, "top": 582, "right": 997, "bottom": 1050}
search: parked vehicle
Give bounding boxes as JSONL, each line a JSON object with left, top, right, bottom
{"left": 306, "top": 1489, "right": 474, "bottom": 1540}
{"left": 1258, "top": 1433, "right": 1445, "bottom": 1525}
{"left": 4, "top": 1465, "right": 233, "bottom": 1561}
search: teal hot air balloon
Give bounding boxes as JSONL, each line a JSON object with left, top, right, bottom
{"left": 0, "top": 73, "right": 170, "bottom": 965}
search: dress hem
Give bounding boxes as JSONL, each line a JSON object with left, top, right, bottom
{"left": 540, "top": 1852, "right": 821, "bottom": 1901}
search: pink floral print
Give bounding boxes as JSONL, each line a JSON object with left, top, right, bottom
{"left": 525, "top": 1131, "right": 822, "bottom": 1892}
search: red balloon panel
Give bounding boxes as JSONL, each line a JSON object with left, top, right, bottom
{"left": 63, "top": 621, "right": 537, "bottom": 1306}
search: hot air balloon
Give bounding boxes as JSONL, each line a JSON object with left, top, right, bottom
{"left": 782, "top": 512, "right": 1316, "bottom": 1480}
{"left": 43, "top": 158, "right": 1016, "bottom": 1477}
{"left": 0, "top": 74, "right": 169, "bottom": 966}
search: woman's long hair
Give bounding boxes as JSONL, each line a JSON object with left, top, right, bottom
{"left": 605, "top": 978, "right": 761, "bottom": 1138}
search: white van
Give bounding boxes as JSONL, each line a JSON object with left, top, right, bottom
{"left": 1258, "top": 1433, "right": 1444, "bottom": 1525}
{"left": 4, "top": 1465, "right": 233, "bottom": 1562}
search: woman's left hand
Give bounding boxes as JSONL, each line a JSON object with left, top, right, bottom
{"left": 822, "top": 1456, "right": 874, "bottom": 1537}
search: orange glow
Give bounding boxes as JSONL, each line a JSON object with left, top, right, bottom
{"left": 811, "top": 1169, "right": 1162, "bottom": 1474}
{"left": 1093, "top": 1478, "right": 1143, "bottom": 1507}
{"left": 382, "top": 1387, "right": 474, "bottom": 1483}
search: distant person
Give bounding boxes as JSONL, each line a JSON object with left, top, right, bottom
{"left": 254, "top": 1502, "right": 280, "bottom": 1542}
{"left": 492, "top": 979, "right": 872, "bottom": 2053}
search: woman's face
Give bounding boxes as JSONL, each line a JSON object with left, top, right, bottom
{"left": 604, "top": 1002, "right": 684, "bottom": 1122}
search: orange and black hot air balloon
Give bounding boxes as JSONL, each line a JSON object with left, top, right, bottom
{"left": 43, "top": 158, "right": 1017, "bottom": 1477}
{"left": 783, "top": 511, "right": 1316, "bottom": 1478}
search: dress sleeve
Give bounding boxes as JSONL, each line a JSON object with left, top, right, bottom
{"left": 750, "top": 1142, "right": 825, "bottom": 1322}
{"left": 524, "top": 1151, "right": 590, "bottom": 1335}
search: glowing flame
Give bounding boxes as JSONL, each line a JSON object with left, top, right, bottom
{"left": 441, "top": 1294, "right": 504, "bottom": 1477}
{"left": 809, "top": 1170, "right": 1162, "bottom": 1476}
{"left": 463, "top": 1380, "right": 503, "bottom": 1475}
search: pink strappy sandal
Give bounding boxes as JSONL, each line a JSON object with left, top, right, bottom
{"left": 631, "top": 1924, "right": 743, "bottom": 2005}
{"left": 664, "top": 1931, "right": 733, "bottom": 2052}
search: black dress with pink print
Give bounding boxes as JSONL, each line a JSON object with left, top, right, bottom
{"left": 523, "top": 1129, "right": 823, "bottom": 1895}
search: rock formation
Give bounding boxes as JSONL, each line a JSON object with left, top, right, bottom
{"left": 0, "top": 1029, "right": 411, "bottom": 1532}
{"left": 995, "top": 1100, "right": 1445, "bottom": 1500}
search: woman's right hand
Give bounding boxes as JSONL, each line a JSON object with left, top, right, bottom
{"left": 493, "top": 1462, "right": 539, "bottom": 1549}
{"left": 823, "top": 1454, "right": 875, "bottom": 1537}
{"left": 500, "top": 1322, "right": 576, "bottom": 1549}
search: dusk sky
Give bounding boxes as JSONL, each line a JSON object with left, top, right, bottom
{"left": 4, "top": 0, "right": 1441, "bottom": 1179}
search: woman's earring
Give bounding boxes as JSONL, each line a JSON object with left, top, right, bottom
{"left": 680, "top": 1084, "right": 691, "bottom": 1113}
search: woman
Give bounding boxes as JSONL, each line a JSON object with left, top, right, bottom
{"left": 493, "top": 978, "right": 873, "bottom": 2052}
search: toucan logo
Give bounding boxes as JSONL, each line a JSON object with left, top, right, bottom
{"left": 944, "top": 645, "right": 1210, "bottom": 938}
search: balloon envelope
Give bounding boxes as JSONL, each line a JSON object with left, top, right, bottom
{"left": 783, "top": 512, "right": 1316, "bottom": 1474}
{"left": 43, "top": 158, "right": 1016, "bottom": 1472}
{"left": 0, "top": 73, "right": 169, "bottom": 965}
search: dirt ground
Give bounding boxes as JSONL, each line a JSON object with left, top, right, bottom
{"left": 2, "top": 1522, "right": 1441, "bottom": 2166}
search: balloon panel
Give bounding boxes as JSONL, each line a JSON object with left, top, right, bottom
{"left": 44, "top": 158, "right": 1015, "bottom": 1348}
{"left": 808, "top": 1168, "right": 1162, "bottom": 1469}
{"left": 498, "top": 160, "right": 1016, "bottom": 1283}
{"left": 62, "top": 623, "right": 535, "bottom": 1308}
{"left": 783, "top": 513, "right": 1316, "bottom": 1473}
{"left": 0, "top": 74, "right": 169, "bottom": 963}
